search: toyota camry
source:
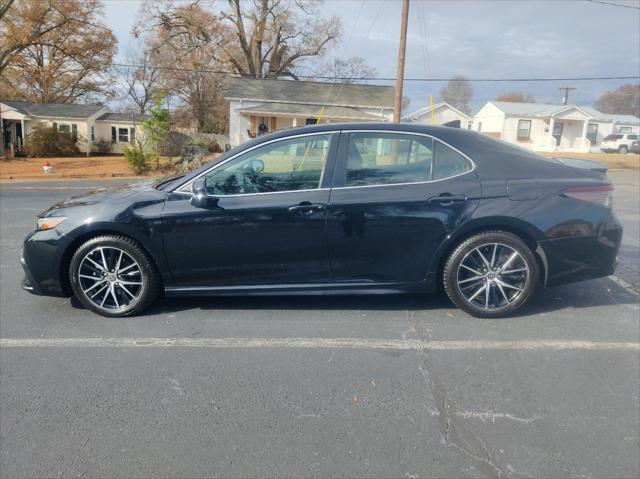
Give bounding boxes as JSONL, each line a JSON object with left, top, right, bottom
{"left": 21, "top": 123, "right": 622, "bottom": 318}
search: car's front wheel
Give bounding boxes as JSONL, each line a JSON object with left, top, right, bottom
{"left": 443, "top": 231, "right": 540, "bottom": 318}
{"left": 69, "top": 235, "right": 161, "bottom": 317}
{"left": 619, "top": 145, "right": 629, "bottom": 154}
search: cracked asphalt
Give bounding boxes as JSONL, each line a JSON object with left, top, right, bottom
{"left": 0, "top": 172, "right": 639, "bottom": 478}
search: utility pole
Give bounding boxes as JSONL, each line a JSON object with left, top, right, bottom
{"left": 559, "top": 87, "right": 576, "bottom": 105}
{"left": 393, "top": 0, "right": 410, "bottom": 123}
{"left": 0, "top": 105, "right": 4, "bottom": 157}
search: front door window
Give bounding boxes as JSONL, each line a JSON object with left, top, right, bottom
{"left": 202, "top": 134, "right": 332, "bottom": 195}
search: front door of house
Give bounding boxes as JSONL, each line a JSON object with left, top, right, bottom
{"left": 552, "top": 122, "right": 563, "bottom": 147}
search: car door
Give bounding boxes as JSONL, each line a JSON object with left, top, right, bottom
{"left": 326, "top": 130, "right": 481, "bottom": 284}
{"left": 162, "top": 132, "right": 338, "bottom": 287}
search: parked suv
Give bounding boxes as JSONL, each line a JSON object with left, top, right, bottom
{"left": 600, "top": 133, "right": 639, "bottom": 153}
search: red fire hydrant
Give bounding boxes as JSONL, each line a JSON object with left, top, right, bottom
{"left": 42, "top": 160, "right": 53, "bottom": 174}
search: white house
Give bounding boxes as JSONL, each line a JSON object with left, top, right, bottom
{"left": 1, "top": 100, "right": 148, "bottom": 155}
{"left": 471, "top": 101, "right": 640, "bottom": 153}
{"left": 402, "top": 102, "right": 471, "bottom": 128}
{"left": 226, "top": 78, "right": 395, "bottom": 146}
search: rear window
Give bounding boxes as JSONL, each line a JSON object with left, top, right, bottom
{"left": 604, "top": 135, "right": 622, "bottom": 141}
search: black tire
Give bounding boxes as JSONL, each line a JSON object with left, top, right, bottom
{"left": 443, "top": 231, "right": 540, "bottom": 318}
{"left": 619, "top": 145, "right": 628, "bottom": 154}
{"left": 69, "top": 235, "right": 161, "bottom": 317}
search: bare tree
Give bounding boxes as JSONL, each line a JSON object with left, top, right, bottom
{"left": 495, "top": 91, "right": 536, "bottom": 103}
{"left": 116, "top": 46, "right": 163, "bottom": 114}
{"left": 439, "top": 76, "right": 473, "bottom": 114}
{"left": 221, "top": 0, "right": 342, "bottom": 79}
{"left": 315, "top": 57, "right": 377, "bottom": 84}
{"left": 595, "top": 84, "right": 640, "bottom": 116}
{"left": 141, "top": 2, "right": 229, "bottom": 132}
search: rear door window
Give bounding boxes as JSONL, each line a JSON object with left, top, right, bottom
{"left": 341, "top": 132, "right": 472, "bottom": 187}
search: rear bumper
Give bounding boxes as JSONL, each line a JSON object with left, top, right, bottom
{"left": 539, "top": 215, "right": 623, "bottom": 287}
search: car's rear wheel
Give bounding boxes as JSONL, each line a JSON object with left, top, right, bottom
{"left": 619, "top": 145, "right": 629, "bottom": 154}
{"left": 69, "top": 235, "right": 160, "bottom": 317}
{"left": 443, "top": 231, "right": 540, "bottom": 318}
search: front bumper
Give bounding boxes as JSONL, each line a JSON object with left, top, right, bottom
{"left": 20, "top": 230, "right": 72, "bottom": 298}
{"left": 20, "top": 251, "right": 44, "bottom": 295}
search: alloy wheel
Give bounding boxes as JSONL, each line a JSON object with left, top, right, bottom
{"left": 77, "top": 246, "right": 144, "bottom": 311}
{"left": 456, "top": 242, "right": 529, "bottom": 310}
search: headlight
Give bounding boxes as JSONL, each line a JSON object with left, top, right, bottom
{"left": 36, "top": 217, "right": 66, "bottom": 231}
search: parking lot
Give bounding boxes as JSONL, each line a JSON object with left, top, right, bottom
{"left": 1, "top": 171, "right": 638, "bottom": 478}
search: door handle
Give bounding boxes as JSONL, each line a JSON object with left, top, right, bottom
{"left": 427, "top": 195, "right": 468, "bottom": 205}
{"left": 288, "top": 203, "right": 326, "bottom": 214}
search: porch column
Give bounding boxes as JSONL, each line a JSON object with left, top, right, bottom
{"left": 20, "top": 118, "right": 25, "bottom": 148}
{"left": 582, "top": 120, "right": 591, "bottom": 153}
{"left": 549, "top": 117, "right": 555, "bottom": 150}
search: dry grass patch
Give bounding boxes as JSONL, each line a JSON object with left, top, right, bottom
{"left": 0, "top": 156, "right": 176, "bottom": 182}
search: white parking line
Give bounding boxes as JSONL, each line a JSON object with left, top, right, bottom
{"left": 1, "top": 337, "right": 638, "bottom": 351}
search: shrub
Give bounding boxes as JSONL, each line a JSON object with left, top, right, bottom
{"left": 160, "top": 130, "right": 190, "bottom": 156}
{"left": 185, "top": 137, "right": 208, "bottom": 147}
{"left": 207, "top": 140, "right": 222, "bottom": 153}
{"left": 25, "top": 125, "right": 80, "bottom": 157}
{"left": 123, "top": 147, "right": 149, "bottom": 175}
{"left": 93, "top": 138, "right": 113, "bottom": 154}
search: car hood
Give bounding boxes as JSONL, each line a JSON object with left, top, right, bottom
{"left": 40, "top": 180, "right": 159, "bottom": 217}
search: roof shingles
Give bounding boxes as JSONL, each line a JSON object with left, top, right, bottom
{"left": 1, "top": 100, "right": 105, "bottom": 119}
{"left": 226, "top": 78, "right": 394, "bottom": 108}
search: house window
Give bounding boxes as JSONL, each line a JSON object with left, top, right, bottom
{"left": 517, "top": 119, "right": 531, "bottom": 138}
{"left": 586, "top": 123, "right": 598, "bottom": 143}
{"left": 619, "top": 127, "right": 632, "bottom": 133}
{"left": 111, "top": 126, "right": 117, "bottom": 142}
{"left": 58, "top": 124, "right": 70, "bottom": 135}
{"left": 91, "top": 126, "right": 95, "bottom": 142}
{"left": 118, "top": 127, "right": 129, "bottom": 143}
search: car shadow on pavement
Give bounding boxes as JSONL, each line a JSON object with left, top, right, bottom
{"left": 128, "top": 276, "right": 639, "bottom": 319}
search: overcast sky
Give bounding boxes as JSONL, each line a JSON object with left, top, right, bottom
{"left": 103, "top": 0, "right": 640, "bottom": 113}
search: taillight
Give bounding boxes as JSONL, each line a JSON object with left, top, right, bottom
{"left": 563, "top": 185, "right": 614, "bottom": 207}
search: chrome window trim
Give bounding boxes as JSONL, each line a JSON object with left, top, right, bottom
{"left": 172, "top": 128, "right": 477, "bottom": 197}
{"left": 173, "top": 131, "right": 339, "bottom": 196}
{"left": 335, "top": 130, "right": 476, "bottom": 189}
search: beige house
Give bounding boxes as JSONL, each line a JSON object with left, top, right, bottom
{"left": 1, "top": 100, "right": 147, "bottom": 155}
{"left": 402, "top": 102, "right": 472, "bottom": 128}
{"left": 471, "top": 101, "right": 640, "bottom": 152}
{"left": 226, "top": 78, "right": 395, "bottom": 146}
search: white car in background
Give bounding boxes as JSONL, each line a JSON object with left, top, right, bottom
{"left": 600, "top": 133, "right": 639, "bottom": 153}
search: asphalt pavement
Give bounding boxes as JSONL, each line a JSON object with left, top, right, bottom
{"left": 0, "top": 172, "right": 638, "bottom": 478}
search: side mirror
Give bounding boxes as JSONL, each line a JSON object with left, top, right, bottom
{"left": 190, "top": 178, "right": 217, "bottom": 208}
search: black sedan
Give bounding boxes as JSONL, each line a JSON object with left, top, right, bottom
{"left": 21, "top": 123, "right": 622, "bottom": 318}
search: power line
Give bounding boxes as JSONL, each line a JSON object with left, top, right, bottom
{"left": 584, "top": 0, "right": 640, "bottom": 10}
{"left": 111, "top": 63, "right": 640, "bottom": 82}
